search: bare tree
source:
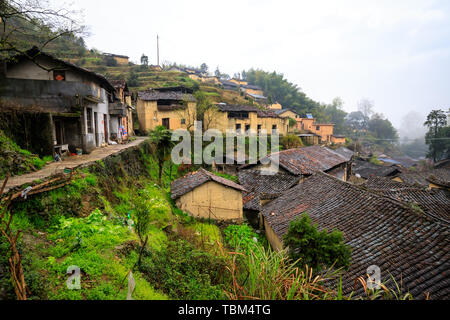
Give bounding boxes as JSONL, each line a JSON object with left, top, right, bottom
{"left": 357, "top": 98, "right": 374, "bottom": 130}
{"left": 0, "top": 0, "right": 85, "bottom": 64}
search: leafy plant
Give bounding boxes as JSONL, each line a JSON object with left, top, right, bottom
{"left": 148, "top": 126, "right": 175, "bottom": 185}
{"left": 283, "top": 213, "right": 352, "bottom": 271}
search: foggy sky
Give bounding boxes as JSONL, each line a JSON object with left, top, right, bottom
{"left": 59, "top": 0, "right": 450, "bottom": 131}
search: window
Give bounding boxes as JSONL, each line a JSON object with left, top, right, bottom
{"left": 272, "top": 125, "right": 277, "bottom": 134}
{"left": 257, "top": 125, "right": 262, "bottom": 133}
{"left": 53, "top": 70, "right": 66, "bottom": 81}
{"left": 228, "top": 111, "right": 249, "bottom": 119}
{"left": 86, "top": 108, "right": 93, "bottom": 133}
{"left": 236, "top": 124, "right": 242, "bottom": 133}
{"left": 181, "top": 119, "right": 186, "bottom": 125}
{"left": 245, "top": 124, "right": 251, "bottom": 133}
{"left": 316, "top": 126, "right": 320, "bottom": 131}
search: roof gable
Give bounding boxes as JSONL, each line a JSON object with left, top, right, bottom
{"left": 171, "top": 169, "right": 245, "bottom": 199}
{"left": 9, "top": 47, "right": 115, "bottom": 92}
{"left": 268, "top": 146, "right": 348, "bottom": 176}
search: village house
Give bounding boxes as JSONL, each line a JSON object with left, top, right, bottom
{"left": 220, "top": 80, "right": 240, "bottom": 91}
{"left": 266, "top": 111, "right": 345, "bottom": 145}
{"left": 267, "top": 102, "right": 283, "bottom": 110}
{"left": 296, "top": 132, "right": 321, "bottom": 145}
{"left": 274, "top": 109, "right": 302, "bottom": 131}
{"left": 103, "top": 53, "right": 129, "bottom": 65}
{"left": 241, "top": 84, "right": 264, "bottom": 96}
{"left": 312, "top": 123, "right": 335, "bottom": 144}
{"left": 246, "top": 92, "right": 268, "bottom": 104}
{"left": 237, "top": 169, "right": 300, "bottom": 226}
{"left": 110, "top": 80, "right": 134, "bottom": 140}
{"left": 136, "top": 86, "right": 197, "bottom": 133}
{"left": 393, "top": 169, "right": 450, "bottom": 191}
{"left": 260, "top": 171, "right": 450, "bottom": 299}
{"left": 240, "top": 145, "right": 351, "bottom": 181}
{"left": 365, "top": 176, "right": 450, "bottom": 223}
{"left": 353, "top": 159, "right": 401, "bottom": 180}
{"left": 204, "top": 104, "right": 288, "bottom": 135}
{"left": 229, "top": 78, "right": 248, "bottom": 86}
{"left": 171, "top": 168, "right": 246, "bottom": 221}
{"left": 200, "top": 76, "right": 221, "bottom": 85}
{"left": 331, "top": 135, "right": 346, "bottom": 145}
{"left": 0, "top": 47, "right": 117, "bottom": 156}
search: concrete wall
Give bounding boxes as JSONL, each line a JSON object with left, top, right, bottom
{"left": 176, "top": 181, "right": 244, "bottom": 221}
{"left": 82, "top": 88, "right": 110, "bottom": 153}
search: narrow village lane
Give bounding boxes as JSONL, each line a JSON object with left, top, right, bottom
{"left": 0, "top": 137, "right": 148, "bottom": 194}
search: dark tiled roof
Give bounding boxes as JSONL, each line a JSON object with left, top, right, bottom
{"left": 137, "top": 90, "right": 195, "bottom": 102}
{"left": 246, "top": 93, "right": 267, "bottom": 100}
{"left": 262, "top": 172, "right": 450, "bottom": 299}
{"left": 220, "top": 80, "right": 239, "bottom": 88}
{"left": 110, "top": 79, "right": 127, "bottom": 89}
{"left": 259, "top": 146, "right": 349, "bottom": 176}
{"left": 171, "top": 169, "right": 246, "bottom": 200}
{"left": 353, "top": 160, "right": 401, "bottom": 179}
{"left": 334, "top": 147, "right": 354, "bottom": 162}
{"left": 243, "top": 84, "right": 262, "bottom": 90}
{"left": 396, "top": 172, "right": 430, "bottom": 187}
{"left": 238, "top": 170, "right": 299, "bottom": 211}
{"left": 397, "top": 169, "right": 450, "bottom": 188}
{"left": 257, "top": 110, "right": 281, "bottom": 118}
{"left": 435, "top": 159, "right": 450, "bottom": 169}
{"left": 427, "top": 169, "right": 450, "bottom": 188}
{"left": 365, "top": 176, "right": 424, "bottom": 190}
{"left": 216, "top": 104, "right": 260, "bottom": 113}
{"left": 365, "top": 176, "right": 450, "bottom": 223}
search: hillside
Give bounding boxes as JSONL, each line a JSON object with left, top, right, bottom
{"left": 64, "top": 53, "right": 252, "bottom": 106}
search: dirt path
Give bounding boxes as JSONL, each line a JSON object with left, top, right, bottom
{"left": 0, "top": 137, "right": 148, "bottom": 194}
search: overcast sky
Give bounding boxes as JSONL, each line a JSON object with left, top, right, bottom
{"left": 64, "top": 0, "right": 450, "bottom": 129}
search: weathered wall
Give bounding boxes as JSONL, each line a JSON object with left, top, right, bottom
{"left": 137, "top": 99, "right": 196, "bottom": 133}
{"left": 176, "top": 181, "right": 243, "bottom": 221}
{"left": 113, "top": 56, "right": 129, "bottom": 66}
{"left": 331, "top": 136, "right": 346, "bottom": 145}
{"left": 204, "top": 110, "right": 287, "bottom": 136}
{"left": 264, "top": 218, "right": 283, "bottom": 252}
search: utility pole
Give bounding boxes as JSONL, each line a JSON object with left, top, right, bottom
{"left": 157, "top": 35, "right": 160, "bottom": 66}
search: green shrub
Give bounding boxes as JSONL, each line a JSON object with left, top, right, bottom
{"left": 224, "top": 224, "right": 264, "bottom": 253}
{"left": 283, "top": 213, "right": 352, "bottom": 271}
{"left": 281, "top": 134, "right": 304, "bottom": 150}
{"left": 139, "top": 239, "right": 228, "bottom": 300}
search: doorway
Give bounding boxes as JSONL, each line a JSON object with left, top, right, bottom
{"left": 162, "top": 118, "right": 170, "bottom": 130}
{"left": 94, "top": 112, "right": 99, "bottom": 146}
{"left": 54, "top": 120, "right": 64, "bottom": 145}
{"left": 104, "top": 114, "right": 108, "bottom": 143}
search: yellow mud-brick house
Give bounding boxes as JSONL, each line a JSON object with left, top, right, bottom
{"left": 136, "top": 87, "right": 197, "bottom": 133}
{"left": 204, "top": 104, "right": 288, "bottom": 135}
{"left": 171, "top": 169, "right": 246, "bottom": 221}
